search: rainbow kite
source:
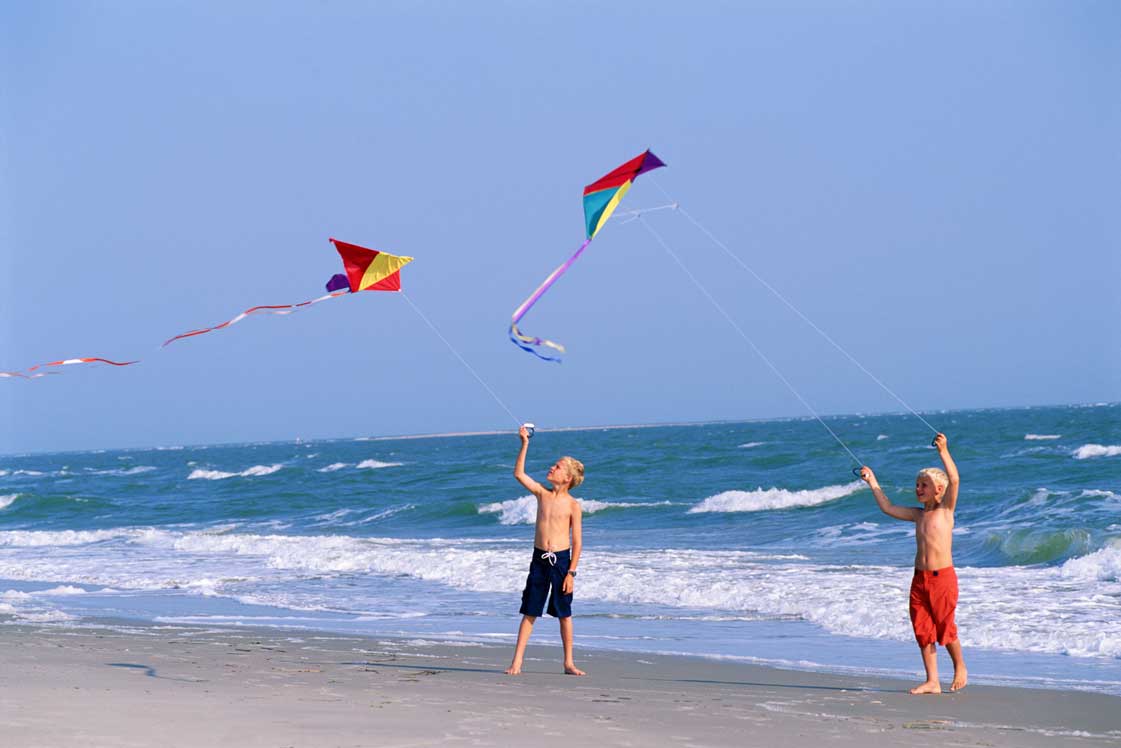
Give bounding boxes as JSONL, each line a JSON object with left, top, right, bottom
{"left": 509, "top": 149, "right": 665, "bottom": 361}
{"left": 4, "top": 238, "right": 412, "bottom": 379}
{"left": 163, "top": 239, "right": 413, "bottom": 347}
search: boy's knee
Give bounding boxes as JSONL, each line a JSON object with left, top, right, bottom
{"left": 522, "top": 615, "right": 538, "bottom": 624}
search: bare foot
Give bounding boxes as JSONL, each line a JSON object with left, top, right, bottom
{"left": 504, "top": 664, "right": 522, "bottom": 675}
{"left": 564, "top": 664, "right": 586, "bottom": 676}
{"left": 950, "top": 668, "right": 967, "bottom": 691}
{"left": 909, "top": 680, "right": 942, "bottom": 695}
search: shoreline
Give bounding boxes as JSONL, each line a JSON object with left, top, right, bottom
{"left": 1, "top": 619, "right": 1118, "bottom": 746}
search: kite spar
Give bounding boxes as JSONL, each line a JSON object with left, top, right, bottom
{"left": 509, "top": 150, "right": 665, "bottom": 361}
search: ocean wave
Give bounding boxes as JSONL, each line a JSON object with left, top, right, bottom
{"left": 737, "top": 442, "right": 765, "bottom": 449}
{"left": 689, "top": 481, "right": 864, "bottom": 513}
{"left": 317, "top": 463, "right": 349, "bottom": 473}
{"left": 187, "top": 464, "right": 284, "bottom": 480}
{"left": 983, "top": 527, "right": 1095, "bottom": 565}
{"left": 0, "top": 494, "right": 18, "bottom": 510}
{"left": 0, "top": 529, "right": 1118, "bottom": 658}
{"left": 357, "top": 460, "right": 403, "bottom": 470}
{"left": 0, "top": 529, "right": 131, "bottom": 547}
{"left": 876, "top": 434, "right": 889, "bottom": 440}
{"left": 1060, "top": 541, "right": 1121, "bottom": 583}
{"left": 1025, "top": 434, "right": 1061, "bottom": 441}
{"left": 477, "top": 495, "right": 670, "bottom": 525}
{"left": 87, "top": 466, "right": 157, "bottom": 476}
{"left": 1073, "top": 444, "right": 1121, "bottom": 460}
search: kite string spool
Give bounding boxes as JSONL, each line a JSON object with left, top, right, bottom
{"left": 636, "top": 216, "right": 865, "bottom": 469}
{"left": 649, "top": 179, "right": 940, "bottom": 438}
{"left": 400, "top": 290, "right": 522, "bottom": 428}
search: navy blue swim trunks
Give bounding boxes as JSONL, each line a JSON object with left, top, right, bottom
{"left": 519, "top": 547, "right": 573, "bottom": 618}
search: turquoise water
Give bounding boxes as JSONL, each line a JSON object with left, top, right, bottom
{"left": 1, "top": 404, "right": 1119, "bottom": 693}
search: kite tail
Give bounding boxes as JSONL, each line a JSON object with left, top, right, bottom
{"left": 508, "top": 237, "right": 593, "bottom": 362}
{"left": 508, "top": 322, "right": 566, "bottom": 362}
{"left": 162, "top": 291, "right": 349, "bottom": 347}
{"left": 27, "top": 357, "right": 140, "bottom": 372}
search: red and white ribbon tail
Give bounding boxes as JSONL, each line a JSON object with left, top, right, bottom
{"left": 162, "top": 291, "right": 349, "bottom": 347}
{"left": 26, "top": 358, "right": 140, "bottom": 372}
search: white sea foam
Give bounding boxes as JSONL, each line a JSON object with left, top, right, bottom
{"left": 1025, "top": 434, "right": 1061, "bottom": 440}
{"left": 87, "top": 466, "right": 157, "bottom": 476}
{"left": 0, "top": 494, "right": 18, "bottom": 510}
{"left": 737, "top": 442, "right": 765, "bottom": 449}
{"left": 1073, "top": 444, "right": 1121, "bottom": 460}
{"left": 876, "top": 434, "right": 889, "bottom": 441}
{"left": 0, "top": 470, "right": 8, "bottom": 477}
{"left": 477, "top": 495, "right": 670, "bottom": 525}
{"left": 0, "top": 529, "right": 131, "bottom": 547}
{"left": 38, "top": 585, "right": 86, "bottom": 595}
{"left": 689, "top": 481, "right": 864, "bottom": 513}
{"left": 1059, "top": 541, "right": 1121, "bottom": 583}
{"left": 356, "top": 460, "right": 402, "bottom": 470}
{"left": 0, "top": 527, "right": 1118, "bottom": 658}
{"left": 317, "top": 463, "right": 349, "bottom": 473}
{"left": 187, "top": 464, "right": 284, "bottom": 480}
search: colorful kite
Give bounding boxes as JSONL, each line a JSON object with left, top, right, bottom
{"left": 509, "top": 149, "right": 665, "bottom": 361}
{"left": 163, "top": 239, "right": 413, "bottom": 347}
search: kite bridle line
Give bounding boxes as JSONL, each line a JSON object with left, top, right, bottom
{"left": 612, "top": 203, "right": 680, "bottom": 226}
{"left": 400, "top": 290, "right": 523, "bottom": 429}
{"left": 636, "top": 214, "right": 865, "bottom": 472}
{"left": 647, "top": 177, "right": 941, "bottom": 439}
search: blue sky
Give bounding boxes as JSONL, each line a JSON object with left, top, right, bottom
{"left": 2, "top": 1, "right": 1118, "bottom": 453}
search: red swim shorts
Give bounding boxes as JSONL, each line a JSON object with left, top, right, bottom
{"left": 909, "top": 566, "right": 958, "bottom": 647}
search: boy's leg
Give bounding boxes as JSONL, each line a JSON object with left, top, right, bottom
{"left": 558, "top": 616, "right": 585, "bottom": 676}
{"left": 505, "top": 615, "right": 536, "bottom": 675}
{"left": 911, "top": 643, "right": 941, "bottom": 694}
{"left": 946, "top": 640, "right": 967, "bottom": 691}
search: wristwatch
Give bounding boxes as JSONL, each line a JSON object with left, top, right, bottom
{"left": 567, "top": 570, "right": 577, "bottom": 577}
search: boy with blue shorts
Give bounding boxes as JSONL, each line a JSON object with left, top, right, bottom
{"left": 505, "top": 426, "right": 585, "bottom": 676}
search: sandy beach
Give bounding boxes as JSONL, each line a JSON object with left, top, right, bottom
{"left": 1, "top": 621, "right": 1117, "bottom": 747}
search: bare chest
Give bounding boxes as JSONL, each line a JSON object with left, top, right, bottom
{"left": 915, "top": 509, "right": 953, "bottom": 543}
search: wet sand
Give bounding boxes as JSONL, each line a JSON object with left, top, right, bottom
{"left": 1, "top": 622, "right": 1118, "bottom": 747}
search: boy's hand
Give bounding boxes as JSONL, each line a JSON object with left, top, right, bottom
{"left": 518, "top": 426, "right": 530, "bottom": 443}
{"left": 859, "top": 466, "right": 879, "bottom": 487}
{"left": 933, "top": 433, "right": 948, "bottom": 452}
{"left": 562, "top": 573, "right": 574, "bottom": 595}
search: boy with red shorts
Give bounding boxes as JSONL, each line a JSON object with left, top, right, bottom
{"left": 860, "top": 433, "right": 967, "bottom": 694}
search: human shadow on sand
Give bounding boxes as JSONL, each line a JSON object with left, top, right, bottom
{"left": 107, "top": 662, "right": 204, "bottom": 683}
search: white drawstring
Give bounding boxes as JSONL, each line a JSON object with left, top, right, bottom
{"left": 540, "top": 550, "right": 557, "bottom": 566}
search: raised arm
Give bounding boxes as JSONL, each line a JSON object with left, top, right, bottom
{"left": 513, "top": 426, "right": 546, "bottom": 496}
{"left": 933, "top": 433, "right": 960, "bottom": 511}
{"left": 860, "top": 467, "right": 920, "bottom": 522}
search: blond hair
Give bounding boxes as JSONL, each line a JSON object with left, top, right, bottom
{"left": 917, "top": 467, "right": 949, "bottom": 496}
{"left": 559, "top": 456, "right": 585, "bottom": 489}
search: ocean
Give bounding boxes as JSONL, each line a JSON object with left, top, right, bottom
{"left": 1, "top": 403, "right": 1118, "bottom": 694}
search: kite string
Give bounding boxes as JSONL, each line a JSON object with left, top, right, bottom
{"left": 400, "top": 290, "right": 522, "bottom": 428}
{"left": 637, "top": 216, "right": 865, "bottom": 468}
{"left": 649, "top": 179, "right": 939, "bottom": 436}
